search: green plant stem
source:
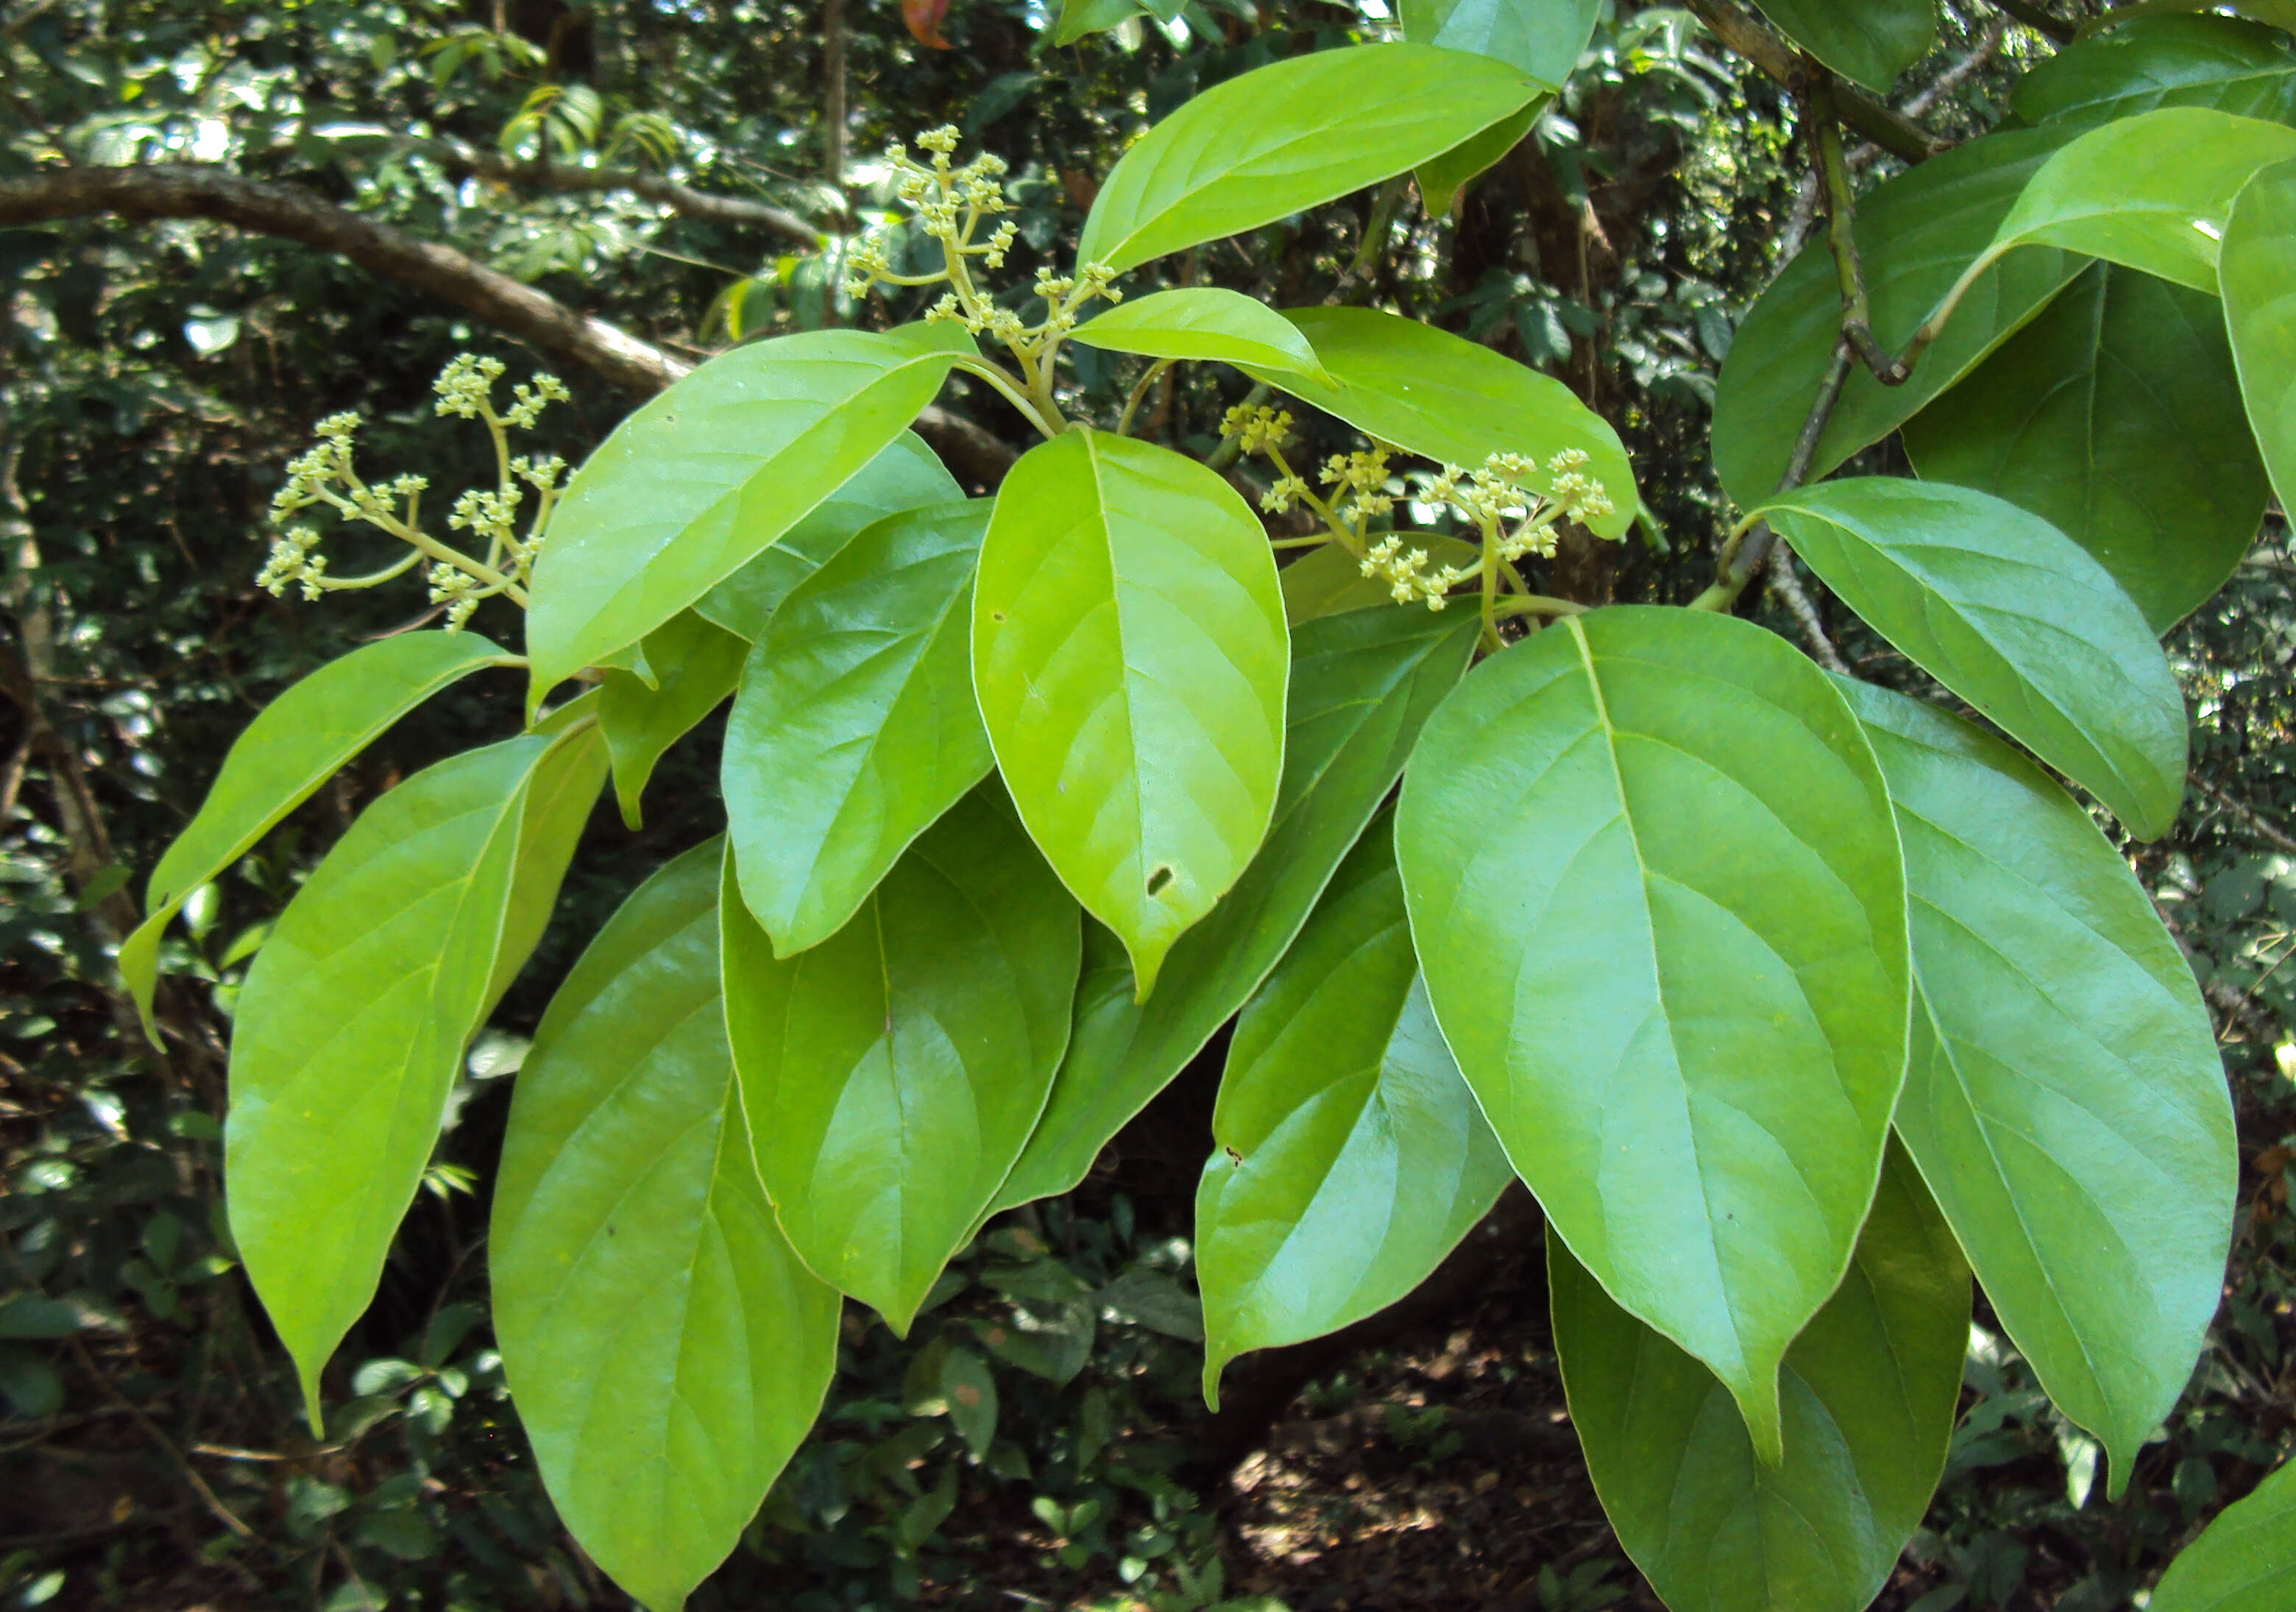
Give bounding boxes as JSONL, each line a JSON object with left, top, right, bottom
{"left": 1690, "top": 343, "right": 1851, "bottom": 612}
{"left": 1811, "top": 74, "right": 1909, "bottom": 386}
{"left": 1492, "top": 593, "right": 1588, "bottom": 619}
{"left": 955, "top": 356, "right": 1061, "bottom": 440}
{"left": 1119, "top": 358, "right": 1174, "bottom": 436}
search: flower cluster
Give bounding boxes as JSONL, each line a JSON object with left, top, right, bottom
{"left": 1423, "top": 448, "right": 1619, "bottom": 565}
{"left": 1360, "top": 535, "right": 1479, "bottom": 611}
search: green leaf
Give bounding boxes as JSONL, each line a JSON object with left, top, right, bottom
{"left": 972, "top": 429, "right": 1287, "bottom": 998}
{"left": 723, "top": 499, "right": 993, "bottom": 957}
{"left": 491, "top": 841, "right": 839, "bottom": 1612}
{"left": 1415, "top": 99, "right": 1545, "bottom": 219}
{"left": 598, "top": 611, "right": 749, "bottom": 829}
{"left": 2147, "top": 1456, "right": 2296, "bottom": 1612}
{"left": 696, "top": 431, "right": 961, "bottom": 643}
{"left": 940, "top": 1346, "right": 998, "bottom": 1457}
{"left": 1068, "top": 289, "right": 1329, "bottom": 381}
{"left": 1551, "top": 1141, "right": 1969, "bottom": 1612}
{"left": 1237, "top": 307, "right": 1640, "bottom": 539}
{"left": 1054, "top": 0, "right": 1144, "bottom": 45}
{"left": 120, "top": 632, "right": 517, "bottom": 1039}
{"left": 2221, "top": 155, "right": 2296, "bottom": 523}
{"left": 1900, "top": 261, "right": 2267, "bottom": 632}
{"left": 720, "top": 786, "right": 1080, "bottom": 1331}
{"left": 1840, "top": 682, "right": 2235, "bottom": 1496}
{"left": 226, "top": 721, "right": 606, "bottom": 1420}
{"left": 991, "top": 606, "right": 1475, "bottom": 1215}
{"left": 1196, "top": 807, "right": 1512, "bottom": 1407}
{"left": 1753, "top": 476, "right": 2188, "bottom": 839}
{"left": 526, "top": 325, "right": 974, "bottom": 705}
{"left": 1747, "top": 0, "right": 1935, "bottom": 93}
{"left": 1713, "top": 125, "right": 2087, "bottom": 511}
{"left": 1395, "top": 606, "right": 1908, "bottom": 1464}
{"left": 2014, "top": 13, "right": 2296, "bottom": 129}
{"left": 1075, "top": 43, "right": 1549, "bottom": 272}
{"left": 1400, "top": 0, "right": 1601, "bottom": 83}
{"left": 1278, "top": 539, "right": 1481, "bottom": 627}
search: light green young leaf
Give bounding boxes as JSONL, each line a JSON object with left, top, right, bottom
{"left": 1197, "top": 807, "right": 1512, "bottom": 1408}
{"left": 721, "top": 787, "right": 1079, "bottom": 1332}
{"left": 1400, "top": 0, "right": 1601, "bottom": 83}
{"left": 1900, "top": 261, "right": 2267, "bottom": 632}
{"left": 2147, "top": 1455, "right": 2296, "bottom": 1612}
{"left": 1551, "top": 1142, "right": 1969, "bottom": 1612}
{"left": 226, "top": 721, "right": 605, "bottom": 1420}
{"left": 696, "top": 431, "right": 960, "bottom": 643}
{"left": 1415, "top": 99, "right": 1544, "bottom": 218}
{"left": 1396, "top": 607, "right": 1908, "bottom": 1465}
{"left": 971, "top": 429, "right": 1286, "bottom": 1000}
{"left": 2014, "top": 13, "right": 2296, "bottom": 129}
{"left": 121, "top": 631, "right": 517, "bottom": 1039}
{"left": 525, "top": 325, "right": 973, "bottom": 706}
{"left": 1754, "top": 476, "right": 2187, "bottom": 839}
{"left": 1712, "top": 125, "right": 2086, "bottom": 510}
{"left": 598, "top": 611, "right": 749, "bottom": 830}
{"left": 1076, "top": 43, "right": 1548, "bottom": 272}
{"left": 492, "top": 841, "right": 839, "bottom": 1612}
{"left": 2221, "top": 156, "right": 2296, "bottom": 521}
{"left": 1748, "top": 0, "right": 1936, "bottom": 93}
{"left": 723, "top": 500, "right": 993, "bottom": 958}
{"left": 1237, "top": 307, "right": 1639, "bottom": 538}
{"left": 991, "top": 606, "right": 1477, "bottom": 1216}
{"left": 1841, "top": 682, "right": 2234, "bottom": 1498}
{"left": 1278, "top": 539, "right": 1481, "bottom": 626}
{"left": 1068, "top": 289, "right": 1329, "bottom": 381}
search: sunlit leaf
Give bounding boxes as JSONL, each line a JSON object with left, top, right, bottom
{"left": 1069, "top": 288, "right": 1329, "bottom": 381}
{"left": 2220, "top": 155, "right": 2296, "bottom": 521}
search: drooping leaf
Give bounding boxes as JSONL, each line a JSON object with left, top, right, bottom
{"left": 1396, "top": 606, "right": 1909, "bottom": 1464}
{"left": 598, "top": 611, "right": 750, "bottom": 829}
{"left": 992, "top": 606, "right": 1477, "bottom": 1215}
{"left": 1196, "top": 807, "right": 1512, "bottom": 1407}
{"left": 2220, "top": 155, "right": 2296, "bottom": 520}
{"left": 695, "top": 431, "right": 961, "bottom": 643}
{"left": 1278, "top": 539, "right": 1481, "bottom": 626}
{"left": 525, "top": 325, "right": 974, "bottom": 705}
{"left": 2014, "top": 13, "right": 2296, "bottom": 129}
{"left": 721, "top": 786, "right": 1080, "bottom": 1332}
{"left": 1840, "top": 682, "right": 2235, "bottom": 1496}
{"left": 1237, "top": 307, "right": 1640, "bottom": 538}
{"left": 1712, "top": 125, "right": 2086, "bottom": 510}
{"left": 120, "top": 631, "right": 517, "bottom": 1039}
{"left": 2145, "top": 1455, "right": 2296, "bottom": 1612}
{"left": 1400, "top": 0, "right": 1602, "bottom": 83}
{"left": 1075, "top": 43, "right": 1548, "bottom": 272}
{"left": 226, "top": 721, "right": 606, "bottom": 1418}
{"left": 1754, "top": 477, "right": 2188, "bottom": 839}
{"left": 971, "top": 429, "right": 1287, "bottom": 999}
{"left": 1747, "top": 0, "right": 1936, "bottom": 93}
{"left": 1414, "top": 99, "right": 1545, "bottom": 218}
{"left": 492, "top": 841, "right": 840, "bottom": 1612}
{"left": 1900, "top": 261, "right": 2267, "bottom": 632}
{"left": 1068, "top": 288, "right": 1329, "bottom": 381}
{"left": 1551, "top": 1142, "right": 1969, "bottom": 1612}
{"left": 723, "top": 500, "right": 993, "bottom": 958}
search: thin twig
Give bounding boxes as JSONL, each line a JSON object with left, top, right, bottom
{"left": 2190, "top": 773, "right": 2296, "bottom": 856}
{"left": 63, "top": 1332, "right": 254, "bottom": 1540}
{"left": 1810, "top": 72, "right": 1910, "bottom": 385}
{"left": 1766, "top": 545, "right": 1852, "bottom": 674}
{"left": 1691, "top": 344, "right": 1853, "bottom": 611}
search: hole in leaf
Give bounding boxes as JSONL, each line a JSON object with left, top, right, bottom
{"left": 1146, "top": 865, "right": 1174, "bottom": 897}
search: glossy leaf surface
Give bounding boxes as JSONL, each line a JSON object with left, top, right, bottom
{"left": 598, "top": 610, "right": 749, "bottom": 829}
{"left": 1414, "top": 99, "right": 1544, "bottom": 218}
{"left": 2014, "top": 13, "right": 2296, "bottom": 128}
{"left": 492, "top": 841, "right": 839, "bottom": 1612}
{"left": 1397, "top": 607, "right": 1908, "bottom": 1463}
{"left": 1400, "top": 0, "right": 1601, "bottom": 84}
{"left": 993, "top": 606, "right": 1477, "bottom": 1215}
{"left": 723, "top": 499, "right": 993, "bottom": 957}
{"left": 1713, "top": 125, "right": 2085, "bottom": 509}
{"left": 1075, "top": 43, "right": 1547, "bottom": 272}
{"left": 1069, "top": 288, "right": 1328, "bottom": 380}
{"left": 722, "top": 788, "right": 1079, "bottom": 1331}
{"left": 695, "top": 431, "right": 960, "bottom": 643}
{"left": 1552, "top": 1144, "right": 1968, "bottom": 1612}
{"left": 121, "top": 631, "right": 517, "bottom": 1036}
{"left": 1843, "top": 682, "right": 2235, "bottom": 1493}
{"left": 2221, "top": 156, "right": 2296, "bottom": 520}
{"left": 1748, "top": 0, "right": 1935, "bottom": 93}
{"left": 1197, "top": 809, "right": 1511, "bottom": 1405}
{"left": 1240, "top": 306, "right": 1638, "bottom": 537}
{"left": 526, "top": 325, "right": 972, "bottom": 702}
{"left": 972, "top": 429, "right": 1286, "bottom": 998}
{"left": 1278, "top": 540, "right": 1481, "bottom": 626}
{"left": 227, "top": 723, "right": 603, "bottom": 1414}
{"left": 1901, "top": 261, "right": 2267, "bottom": 632}
{"left": 1755, "top": 477, "right": 2187, "bottom": 839}
{"left": 2146, "top": 1456, "right": 2296, "bottom": 1612}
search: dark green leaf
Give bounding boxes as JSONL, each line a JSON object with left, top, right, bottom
{"left": 2015, "top": 13, "right": 2296, "bottom": 129}
{"left": 598, "top": 610, "right": 749, "bottom": 829}
{"left": 940, "top": 1346, "right": 998, "bottom": 1457}
{"left": 1748, "top": 0, "right": 1935, "bottom": 93}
